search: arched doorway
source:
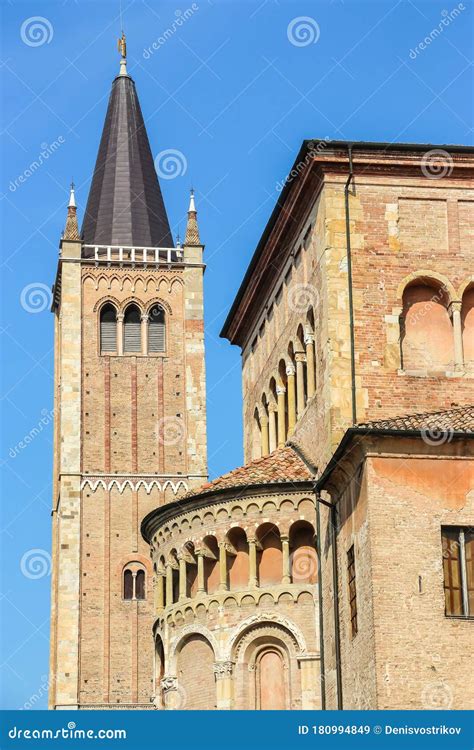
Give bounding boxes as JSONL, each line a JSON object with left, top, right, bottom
{"left": 257, "top": 648, "right": 286, "bottom": 709}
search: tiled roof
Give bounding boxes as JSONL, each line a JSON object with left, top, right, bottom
{"left": 357, "top": 405, "right": 474, "bottom": 433}
{"left": 183, "top": 446, "right": 312, "bottom": 499}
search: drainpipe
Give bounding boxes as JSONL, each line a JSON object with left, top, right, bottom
{"left": 314, "top": 486, "right": 326, "bottom": 710}
{"left": 344, "top": 144, "right": 357, "bottom": 425}
{"left": 330, "top": 500, "right": 343, "bottom": 710}
{"left": 315, "top": 488, "right": 343, "bottom": 710}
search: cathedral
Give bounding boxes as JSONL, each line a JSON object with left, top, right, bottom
{"left": 49, "top": 41, "right": 474, "bottom": 710}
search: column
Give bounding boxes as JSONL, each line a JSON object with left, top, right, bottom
{"left": 117, "top": 313, "right": 124, "bottom": 356}
{"left": 260, "top": 413, "right": 269, "bottom": 456}
{"left": 178, "top": 556, "right": 187, "bottom": 601}
{"left": 305, "top": 332, "right": 315, "bottom": 398}
{"left": 298, "top": 656, "right": 321, "bottom": 709}
{"left": 286, "top": 363, "right": 297, "bottom": 433}
{"left": 141, "top": 313, "right": 149, "bottom": 356}
{"left": 214, "top": 662, "right": 234, "bottom": 710}
{"left": 276, "top": 386, "right": 286, "bottom": 447}
{"left": 218, "top": 542, "right": 228, "bottom": 591}
{"left": 196, "top": 550, "right": 205, "bottom": 594}
{"left": 295, "top": 353, "right": 306, "bottom": 418}
{"left": 155, "top": 571, "right": 165, "bottom": 613}
{"left": 165, "top": 563, "right": 173, "bottom": 607}
{"left": 268, "top": 404, "right": 277, "bottom": 453}
{"left": 160, "top": 676, "right": 181, "bottom": 710}
{"left": 450, "top": 301, "right": 464, "bottom": 370}
{"left": 248, "top": 537, "right": 258, "bottom": 588}
{"left": 281, "top": 535, "right": 291, "bottom": 584}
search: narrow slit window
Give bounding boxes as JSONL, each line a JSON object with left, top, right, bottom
{"left": 347, "top": 545, "right": 358, "bottom": 637}
{"left": 442, "top": 527, "right": 474, "bottom": 617}
{"left": 123, "top": 569, "right": 133, "bottom": 600}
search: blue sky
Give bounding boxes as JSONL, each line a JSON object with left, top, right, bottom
{"left": 1, "top": 0, "right": 472, "bottom": 710}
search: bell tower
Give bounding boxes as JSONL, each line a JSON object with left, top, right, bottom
{"left": 49, "top": 40, "right": 207, "bottom": 709}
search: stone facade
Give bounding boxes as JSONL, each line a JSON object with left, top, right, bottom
{"left": 227, "top": 145, "right": 473, "bottom": 473}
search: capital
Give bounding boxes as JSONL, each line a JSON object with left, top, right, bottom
{"left": 304, "top": 333, "right": 314, "bottom": 345}
{"left": 213, "top": 661, "right": 234, "bottom": 679}
{"left": 276, "top": 385, "right": 286, "bottom": 396}
{"left": 295, "top": 352, "right": 306, "bottom": 363}
{"left": 286, "top": 363, "right": 296, "bottom": 377}
{"left": 160, "top": 676, "right": 178, "bottom": 693}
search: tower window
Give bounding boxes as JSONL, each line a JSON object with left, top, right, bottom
{"left": 148, "top": 305, "right": 165, "bottom": 353}
{"left": 442, "top": 527, "right": 474, "bottom": 617}
{"left": 347, "top": 545, "right": 358, "bottom": 637}
{"left": 123, "top": 304, "right": 141, "bottom": 353}
{"left": 135, "top": 569, "right": 145, "bottom": 600}
{"left": 123, "top": 569, "right": 134, "bottom": 600}
{"left": 123, "top": 564, "right": 146, "bottom": 601}
{"left": 100, "top": 303, "right": 117, "bottom": 353}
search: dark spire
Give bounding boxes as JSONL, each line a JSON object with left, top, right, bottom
{"left": 81, "top": 49, "right": 173, "bottom": 249}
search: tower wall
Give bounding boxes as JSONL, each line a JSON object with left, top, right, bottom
{"left": 49, "top": 241, "right": 82, "bottom": 708}
{"left": 51, "top": 255, "right": 207, "bottom": 708}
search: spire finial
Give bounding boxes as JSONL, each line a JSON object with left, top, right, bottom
{"left": 118, "top": 31, "right": 127, "bottom": 76}
{"left": 68, "top": 181, "right": 76, "bottom": 208}
{"left": 185, "top": 188, "right": 201, "bottom": 245}
{"left": 188, "top": 186, "right": 196, "bottom": 214}
{"left": 64, "top": 182, "right": 80, "bottom": 241}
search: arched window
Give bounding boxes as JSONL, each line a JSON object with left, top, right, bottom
{"left": 148, "top": 304, "right": 166, "bottom": 353}
{"left": 202, "top": 536, "right": 219, "bottom": 594}
{"left": 135, "top": 569, "right": 145, "bottom": 600}
{"left": 227, "top": 528, "right": 249, "bottom": 590}
{"left": 123, "top": 563, "right": 146, "bottom": 600}
{"left": 257, "top": 523, "right": 282, "bottom": 586}
{"left": 123, "top": 304, "right": 142, "bottom": 353}
{"left": 401, "top": 282, "right": 454, "bottom": 370}
{"left": 290, "top": 521, "right": 317, "bottom": 584}
{"left": 100, "top": 303, "right": 117, "bottom": 353}
{"left": 123, "top": 569, "right": 133, "bottom": 600}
